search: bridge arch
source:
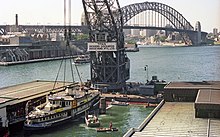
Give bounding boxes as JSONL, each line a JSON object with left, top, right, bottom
{"left": 120, "top": 2, "right": 194, "bottom": 31}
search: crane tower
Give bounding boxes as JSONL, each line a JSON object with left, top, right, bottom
{"left": 82, "top": 0, "right": 130, "bottom": 91}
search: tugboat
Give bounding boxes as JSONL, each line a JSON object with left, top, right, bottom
{"left": 24, "top": 85, "right": 100, "bottom": 130}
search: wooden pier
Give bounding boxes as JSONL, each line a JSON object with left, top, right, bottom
{"left": 0, "top": 80, "right": 75, "bottom": 129}
{"left": 124, "top": 81, "right": 220, "bottom": 137}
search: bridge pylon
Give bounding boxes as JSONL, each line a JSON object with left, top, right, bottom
{"left": 82, "top": 0, "right": 130, "bottom": 91}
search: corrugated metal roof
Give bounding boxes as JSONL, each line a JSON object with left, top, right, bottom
{"left": 165, "top": 81, "right": 220, "bottom": 89}
{"left": 132, "top": 102, "right": 220, "bottom": 137}
{"left": 0, "top": 80, "right": 74, "bottom": 107}
{"left": 195, "top": 89, "right": 220, "bottom": 105}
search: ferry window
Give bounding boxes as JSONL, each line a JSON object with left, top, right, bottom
{"left": 56, "top": 101, "right": 59, "bottom": 105}
{"left": 67, "top": 101, "right": 70, "bottom": 106}
{"left": 61, "top": 101, "right": 65, "bottom": 107}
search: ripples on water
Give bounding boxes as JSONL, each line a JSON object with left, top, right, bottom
{"left": 1, "top": 46, "right": 220, "bottom": 136}
{"left": 24, "top": 105, "right": 154, "bottom": 137}
{"left": 0, "top": 46, "right": 220, "bottom": 88}
{"left": 128, "top": 46, "right": 220, "bottom": 82}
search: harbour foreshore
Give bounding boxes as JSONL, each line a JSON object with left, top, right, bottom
{"left": 0, "top": 56, "right": 74, "bottom": 66}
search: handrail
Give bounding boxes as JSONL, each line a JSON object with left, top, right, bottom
{"left": 123, "top": 99, "right": 165, "bottom": 137}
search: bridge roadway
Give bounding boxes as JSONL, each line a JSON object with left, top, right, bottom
{"left": 0, "top": 24, "right": 207, "bottom": 34}
{"left": 0, "top": 24, "right": 207, "bottom": 45}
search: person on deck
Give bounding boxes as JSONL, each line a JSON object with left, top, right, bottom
{"left": 109, "top": 121, "right": 112, "bottom": 129}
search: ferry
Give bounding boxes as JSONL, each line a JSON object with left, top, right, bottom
{"left": 73, "top": 55, "right": 90, "bottom": 64}
{"left": 24, "top": 85, "right": 100, "bottom": 130}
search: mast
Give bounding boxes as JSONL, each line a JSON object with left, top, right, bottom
{"left": 53, "top": 0, "right": 75, "bottom": 90}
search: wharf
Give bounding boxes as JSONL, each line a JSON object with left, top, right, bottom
{"left": 0, "top": 80, "right": 75, "bottom": 128}
{"left": 0, "top": 56, "right": 72, "bottom": 66}
{"left": 132, "top": 102, "right": 220, "bottom": 136}
{"left": 100, "top": 93, "right": 161, "bottom": 104}
{"left": 124, "top": 81, "right": 220, "bottom": 137}
{"left": 0, "top": 80, "right": 74, "bottom": 106}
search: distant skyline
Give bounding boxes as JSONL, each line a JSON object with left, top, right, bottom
{"left": 0, "top": 0, "right": 219, "bottom": 33}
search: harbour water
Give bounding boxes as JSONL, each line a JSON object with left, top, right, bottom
{"left": 1, "top": 45, "right": 220, "bottom": 136}
{"left": 21, "top": 106, "right": 154, "bottom": 137}
{"left": 0, "top": 45, "right": 219, "bottom": 88}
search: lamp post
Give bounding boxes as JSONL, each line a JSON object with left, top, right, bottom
{"left": 144, "top": 65, "right": 149, "bottom": 82}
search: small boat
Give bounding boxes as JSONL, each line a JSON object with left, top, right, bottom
{"left": 111, "top": 99, "right": 129, "bottom": 106}
{"left": 145, "top": 103, "right": 158, "bottom": 108}
{"left": 125, "top": 47, "right": 139, "bottom": 52}
{"left": 96, "top": 127, "right": 118, "bottom": 132}
{"left": 85, "top": 114, "right": 100, "bottom": 127}
{"left": 74, "top": 55, "right": 90, "bottom": 64}
{"left": 125, "top": 43, "right": 139, "bottom": 52}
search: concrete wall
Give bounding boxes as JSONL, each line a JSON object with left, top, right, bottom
{"left": 195, "top": 104, "right": 220, "bottom": 118}
{"left": 163, "top": 88, "right": 198, "bottom": 102}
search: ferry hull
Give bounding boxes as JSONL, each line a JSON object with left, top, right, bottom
{"left": 24, "top": 116, "right": 72, "bottom": 131}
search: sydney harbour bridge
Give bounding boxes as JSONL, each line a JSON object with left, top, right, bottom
{"left": 0, "top": 1, "right": 207, "bottom": 45}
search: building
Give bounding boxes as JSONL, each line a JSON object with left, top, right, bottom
{"left": 0, "top": 41, "right": 66, "bottom": 62}
{"left": 128, "top": 81, "right": 220, "bottom": 136}
{"left": 123, "top": 29, "right": 131, "bottom": 36}
{"left": 213, "top": 28, "right": 218, "bottom": 36}
{"left": 164, "top": 81, "right": 220, "bottom": 118}
{"left": 9, "top": 36, "right": 32, "bottom": 45}
{"left": 146, "top": 29, "right": 157, "bottom": 37}
{"left": 140, "top": 30, "right": 147, "bottom": 37}
{"left": 131, "top": 29, "right": 140, "bottom": 36}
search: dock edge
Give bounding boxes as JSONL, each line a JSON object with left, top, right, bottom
{"left": 123, "top": 99, "right": 165, "bottom": 137}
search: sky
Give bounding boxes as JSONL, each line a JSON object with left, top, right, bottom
{"left": 0, "top": 0, "right": 219, "bottom": 33}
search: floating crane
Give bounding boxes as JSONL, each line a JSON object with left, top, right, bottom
{"left": 82, "top": 0, "right": 130, "bottom": 91}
